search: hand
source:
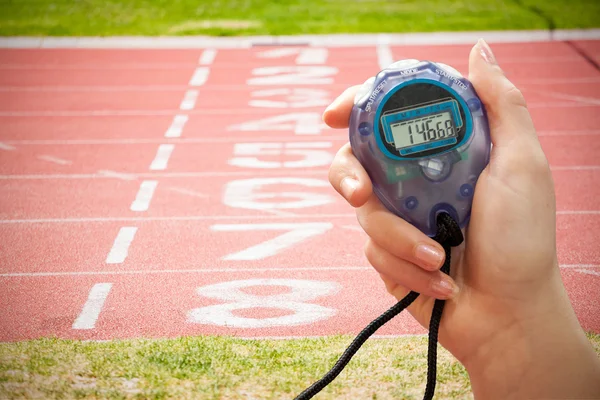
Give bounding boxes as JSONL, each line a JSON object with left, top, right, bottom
{"left": 325, "top": 40, "right": 600, "bottom": 399}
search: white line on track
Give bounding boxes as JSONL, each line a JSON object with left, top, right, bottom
{"left": 179, "top": 89, "right": 198, "bottom": 110}
{"left": 1, "top": 55, "right": 592, "bottom": 70}
{"left": 189, "top": 67, "right": 210, "bottom": 86}
{"left": 0, "top": 102, "right": 596, "bottom": 117}
{"left": 149, "top": 144, "right": 174, "bottom": 170}
{"left": 0, "top": 214, "right": 356, "bottom": 224}
{"left": 2, "top": 264, "right": 596, "bottom": 278}
{"left": 2, "top": 130, "right": 599, "bottom": 146}
{"left": 376, "top": 34, "right": 393, "bottom": 69}
{"left": 1, "top": 29, "right": 598, "bottom": 48}
{"left": 0, "top": 142, "right": 15, "bottom": 150}
{"left": 1, "top": 78, "right": 599, "bottom": 93}
{"left": 72, "top": 283, "right": 113, "bottom": 330}
{"left": 576, "top": 269, "right": 600, "bottom": 276}
{"left": 0, "top": 164, "right": 597, "bottom": 180}
{"left": 0, "top": 170, "right": 329, "bottom": 179}
{"left": 168, "top": 187, "right": 210, "bottom": 198}
{"left": 97, "top": 170, "right": 137, "bottom": 180}
{"left": 37, "top": 155, "right": 72, "bottom": 165}
{"left": 130, "top": 180, "right": 158, "bottom": 212}
{"left": 199, "top": 49, "right": 217, "bottom": 65}
{"left": 105, "top": 227, "right": 137, "bottom": 264}
{"left": 164, "top": 114, "right": 188, "bottom": 138}
{"left": 0, "top": 211, "right": 598, "bottom": 225}
{"left": 1, "top": 267, "right": 372, "bottom": 277}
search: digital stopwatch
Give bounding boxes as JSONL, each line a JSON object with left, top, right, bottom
{"left": 349, "top": 59, "right": 491, "bottom": 236}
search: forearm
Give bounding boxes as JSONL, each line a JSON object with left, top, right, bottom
{"left": 465, "top": 276, "right": 600, "bottom": 399}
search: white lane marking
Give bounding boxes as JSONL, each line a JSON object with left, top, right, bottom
{"left": 2, "top": 130, "right": 599, "bottom": 146}
{"left": 189, "top": 67, "right": 210, "bottom": 86}
{"left": 560, "top": 264, "right": 600, "bottom": 268}
{"left": 0, "top": 214, "right": 356, "bottom": 224}
{"left": 164, "top": 114, "right": 188, "bottom": 138}
{"left": 0, "top": 101, "right": 595, "bottom": 117}
{"left": 0, "top": 169, "right": 329, "bottom": 180}
{"left": 179, "top": 89, "right": 198, "bottom": 110}
{"left": 524, "top": 88, "right": 600, "bottom": 106}
{"left": 0, "top": 142, "right": 15, "bottom": 150}
{"left": 551, "top": 166, "right": 600, "bottom": 171}
{"left": 72, "top": 283, "right": 113, "bottom": 330}
{"left": 575, "top": 269, "right": 600, "bottom": 276}
{"left": 1, "top": 264, "right": 595, "bottom": 278}
{"left": 168, "top": 187, "right": 210, "bottom": 198}
{"left": 105, "top": 227, "right": 137, "bottom": 264}
{"left": 199, "top": 49, "right": 217, "bottom": 65}
{"left": 1, "top": 211, "right": 597, "bottom": 225}
{"left": 37, "top": 155, "right": 72, "bottom": 165}
{"left": 130, "top": 180, "right": 158, "bottom": 212}
{"left": 2, "top": 29, "right": 598, "bottom": 48}
{"left": 376, "top": 35, "right": 393, "bottom": 69}
{"left": 1, "top": 266, "right": 372, "bottom": 277}
{"left": 235, "top": 334, "right": 427, "bottom": 340}
{"left": 97, "top": 170, "right": 137, "bottom": 180}
{"left": 149, "top": 144, "right": 174, "bottom": 170}
{"left": 1, "top": 164, "right": 599, "bottom": 180}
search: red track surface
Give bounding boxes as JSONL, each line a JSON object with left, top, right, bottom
{"left": 0, "top": 41, "right": 599, "bottom": 342}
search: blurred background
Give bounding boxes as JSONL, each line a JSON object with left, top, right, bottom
{"left": 0, "top": 0, "right": 598, "bottom": 37}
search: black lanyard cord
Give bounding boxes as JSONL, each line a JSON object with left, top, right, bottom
{"left": 295, "top": 212, "right": 464, "bottom": 400}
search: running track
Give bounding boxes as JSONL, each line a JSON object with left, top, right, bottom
{"left": 0, "top": 36, "right": 599, "bottom": 342}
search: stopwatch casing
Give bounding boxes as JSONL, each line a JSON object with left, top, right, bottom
{"left": 349, "top": 60, "right": 491, "bottom": 237}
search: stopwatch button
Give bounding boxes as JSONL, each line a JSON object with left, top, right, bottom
{"left": 354, "top": 76, "right": 376, "bottom": 105}
{"left": 435, "top": 62, "right": 463, "bottom": 78}
{"left": 404, "top": 196, "right": 418, "bottom": 210}
{"left": 459, "top": 184, "right": 474, "bottom": 197}
{"left": 467, "top": 97, "right": 482, "bottom": 112}
{"left": 358, "top": 122, "right": 371, "bottom": 136}
{"left": 420, "top": 159, "right": 450, "bottom": 181}
{"left": 387, "top": 59, "right": 420, "bottom": 70}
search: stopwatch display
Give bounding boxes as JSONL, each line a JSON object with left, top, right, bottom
{"left": 349, "top": 60, "right": 491, "bottom": 236}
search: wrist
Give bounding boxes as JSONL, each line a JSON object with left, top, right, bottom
{"left": 463, "top": 272, "right": 600, "bottom": 399}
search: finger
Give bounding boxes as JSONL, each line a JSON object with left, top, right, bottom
{"left": 357, "top": 195, "right": 446, "bottom": 271}
{"left": 378, "top": 272, "right": 436, "bottom": 329}
{"left": 468, "top": 39, "right": 538, "bottom": 148}
{"left": 328, "top": 142, "right": 373, "bottom": 207}
{"left": 365, "top": 239, "right": 459, "bottom": 300}
{"left": 322, "top": 85, "right": 361, "bottom": 129}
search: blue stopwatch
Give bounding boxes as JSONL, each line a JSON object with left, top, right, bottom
{"left": 349, "top": 59, "right": 491, "bottom": 236}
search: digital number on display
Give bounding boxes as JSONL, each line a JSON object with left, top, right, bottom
{"left": 390, "top": 111, "right": 457, "bottom": 150}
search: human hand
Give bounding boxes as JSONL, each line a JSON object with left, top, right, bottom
{"left": 325, "top": 39, "right": 600, "bottom": 399}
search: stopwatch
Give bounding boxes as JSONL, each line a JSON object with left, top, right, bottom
{"left": 349, "top": 59, "right": 491, "bottom": 237}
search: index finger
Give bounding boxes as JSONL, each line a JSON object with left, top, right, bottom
{"left": 322, "top": 85, "right": 361, "bottom": 129}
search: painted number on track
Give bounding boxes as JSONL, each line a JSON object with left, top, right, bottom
{"left": 228, "top": 142, "right": 333, "bottom": 169}
{"left": 211, "top": 222, "right": 333, "bottom": 260}
{"left": 188, "top": 279, "right": 340, "bottom": 328}
{"left": 247, "top": 66, "right": 338, "bottom": 85}
{"left": 223, "top": 177, "right": 333, "bottom": 210}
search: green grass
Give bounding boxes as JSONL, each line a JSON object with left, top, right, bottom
{"left": 1, "top": 333, "right": 599, "bottom": 399}
{"left": 0, "top": 0, "right": 598, "bottom": 37}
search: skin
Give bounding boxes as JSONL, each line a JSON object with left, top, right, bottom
{"left": 324, "top": 39, "right": 600, "bottom": 399}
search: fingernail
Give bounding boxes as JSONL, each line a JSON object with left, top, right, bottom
{"left": 415, "top": 244, "right": 444, "bottom": 270}
{"left": 431, "top": 275, "right": 460, "bottom": 299}
{"left": 340, "top": 177, "right": 359, "bottom": 200}
{"left": 478, "top": 39, "right": 497, "bottom": 65}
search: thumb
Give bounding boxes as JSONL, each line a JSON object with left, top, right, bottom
{"left": 468, "top": 39, "right": 538, "bottom": 149}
